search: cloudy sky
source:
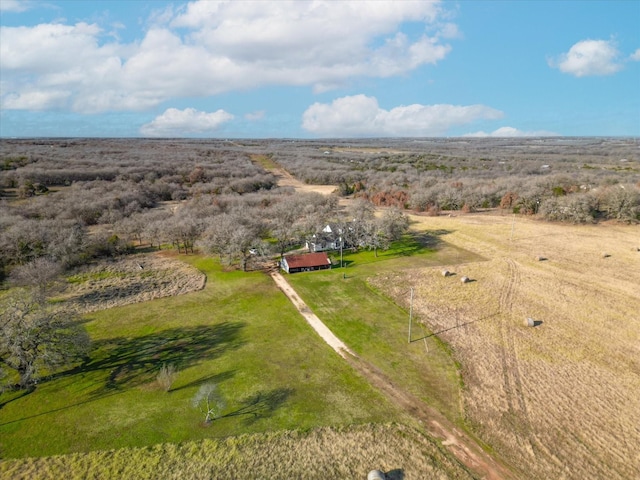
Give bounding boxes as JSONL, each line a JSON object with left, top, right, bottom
{"left": 1, "top": 0, "right": 638, "bottom": 138}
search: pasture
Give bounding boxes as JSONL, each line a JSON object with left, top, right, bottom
{"left": 372, "top": 213, "right": 640, "bottom": 480}
{"left": 0, "top": 256, "right": 401, "bottom": 459}
{"left": 2, "top": 211, "right": 638, "bottom": 479}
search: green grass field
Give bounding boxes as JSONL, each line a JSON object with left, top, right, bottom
{"left": 288, "top": 233, "right": 482, "bottom": 421}
{"left": 0, "top": 257, "right": 399, "bottom": 459}
{"left": 0, "top": 231, "right": 481, "bottom": 479}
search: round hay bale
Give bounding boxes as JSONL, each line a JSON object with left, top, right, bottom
{"left": 461, "top": 276, "right": 470, "bottom": 283}
{"left": 524, "top": 317, "right": 535, "bottom": 327}
{"left": 367, "top": 471, "right": 386, "bottom": 480}
{"left": 441, "top": 269, "right": 450, "bottom": 277}
{"left": 535, "top": 255, "right": 546, "bottom": 261}
{"left": 602, "top": 252, "right": 610, "bottom": 258}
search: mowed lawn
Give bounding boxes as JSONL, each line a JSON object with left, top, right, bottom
{"left": 287, "top": 233, "right": 484, "bottom": 423}
{"left": 0, "top": 256, "right": 398, "bottom": 459}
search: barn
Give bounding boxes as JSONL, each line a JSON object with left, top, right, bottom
{"left": 280, "top": 252, "right": 332, "bottom": 274}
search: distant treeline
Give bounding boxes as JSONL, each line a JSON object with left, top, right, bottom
{"left": 1, "top": 138, "right": 638, "bottom": 281}
{"left": 266, "top": 137, "right": 640, "bottom": 222}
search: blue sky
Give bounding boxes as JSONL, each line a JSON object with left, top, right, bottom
{"left": 1, "top": 0, "right": 638, "bottom": 138}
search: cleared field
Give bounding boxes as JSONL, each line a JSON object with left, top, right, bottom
{"left": 0, "top": 256, "right": 402, "bottom": 459}
{"left": 0, "top": 423, "right": 473, "bottom": 480}
{"left": 370, "top": 213, "right": 640, "bottom": 480}
{"left": 58, "top": 252, "right": 206, "bottom": 313}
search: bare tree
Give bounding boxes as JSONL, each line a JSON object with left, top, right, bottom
{"left": 9, "top": 257, "right": 63, "bottom": 300}
{"left": 202, "top": 213, "right": 262, "bottom": 271}
{"left": 379, "top": 207, "right": 409, "bottom": 243}
{"left": 0, "top": 291, "right": 90, "bottom": 390}
{"left": 192, "top": 383, "right": 225, "bottom": 423}
{"left": 156, "top": 363, "right": 177, "bottom": 392}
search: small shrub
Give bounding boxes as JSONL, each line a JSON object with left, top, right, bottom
{"left": 156, "top": 363, "right": 177, "bottom": 392}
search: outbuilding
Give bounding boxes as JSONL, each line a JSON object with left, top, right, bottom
{"left": 280, "top": 252, "right": 332, "bottom": 274}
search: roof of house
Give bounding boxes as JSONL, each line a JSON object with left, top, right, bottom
{"left": 284, "top": 252, "right": 331, "bottom": 268}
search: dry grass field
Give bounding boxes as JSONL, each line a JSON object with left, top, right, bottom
{"left": 0, "top": 423, "right": 473, "bottom": 480}
{"left": 371, "top": 213, "right": 640, "bottom": 480}
{"left": 56, "top": 252, "right": 205, "bottom": 313}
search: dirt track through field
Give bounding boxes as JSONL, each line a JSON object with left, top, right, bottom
{"left": 268, "top": 169, "right": 519, "bottom": 478}
{"left": 393, "top": 213, "right": 640, "bottom": 480}
{"left": 270, "top": 271, "right": 355, "bottom": 359}
{"left": 270, "top": 270, "right": 514, "bottom": 480}
{"left": 264, "top": 156, "right": 640, "bottom": 479}
{"left": 497, "top": 259, "right": 530, "bottom": 431}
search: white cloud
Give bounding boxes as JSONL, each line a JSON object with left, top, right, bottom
{"left": 549, "top": 39, "right": 622, "bottom": 77}
{"left": 630, "top": 48, "right": 640, "bottom": 61}
{"left": 302, "top": 95, "right": 503, "bottom": 137}
{"left": 3, "top": 89, "right": 71, "bottom": 110}
{"left": 0, "top": 0, "right": 456, "bottom": 113}
{"left": 140, "top": 108, "right": 234, "bottom": 137}
{"left": 464, "top": 126, "right": 558, "bottom": 138}
{"left": 0, "top": 0, "right": 32, "bottom": 12}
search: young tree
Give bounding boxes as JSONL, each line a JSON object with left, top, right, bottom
{"left": 156, "top": 363, "right": 177, "bottom": 392}
{"left": 192, "top": 383, "right": 225, "bottom": 423}
{"left": 0, "top": 291, "right": 90, "bottom": 390}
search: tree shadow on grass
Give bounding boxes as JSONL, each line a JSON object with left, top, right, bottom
{"left": 398, "top": 230, "right": 450, "bottom": 252}
{"left": 0, "top": 322, "right": 243, "bottom": 427}
{"left": 0, "top": 388, "right": 34, "bottom": 412}
{"left": 366, "top": 231, "right": 448, "bottom": 264}
{"left": 169, "top": 370, "right": 235, "bottom": 393}
{"left": 61, "top": 322, "right": 245, "bottom": 396}
{"left": 221, "top": 387, "right": 294, "bottom": 425}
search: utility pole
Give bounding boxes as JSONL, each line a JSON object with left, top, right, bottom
{"left": 408, "top": 287, "right": 413, "bottom": 343}
{"left": 510, "top": 213, "right": 515, "bottom": 242}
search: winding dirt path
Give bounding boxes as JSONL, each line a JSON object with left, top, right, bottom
{"left": 271, "top": 270, "right": 514, "bottom": 479}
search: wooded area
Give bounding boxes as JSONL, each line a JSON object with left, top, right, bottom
{"left": 1, "top": 137, "right": 638, "bottom": 284}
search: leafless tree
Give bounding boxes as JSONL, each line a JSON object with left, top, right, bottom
{"left": 192, "top": 383, "right": 225, "bottom": 423}
{"left": 202, "top": 213, "right": 262, "bottom": 271}
{"left": 156, "top": 363, "right": 177, "bottom": 392}
{"left": 0, "top": 291, "right": 90, "bottom": 390}
{"left": 9, "top": 257, "right": 63, "bottom": 300}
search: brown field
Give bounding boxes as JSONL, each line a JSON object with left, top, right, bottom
{"left": 57, "top": 252, "right": 205, "bottom": 313}
{"left": 0, "top": 423, "right": 473, "bottom": 480}
{"left": 370, "top": 213, "right": 640, "bottom": 480}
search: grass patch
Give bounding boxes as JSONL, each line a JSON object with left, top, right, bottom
{"left": 287, "top": 233, "right": 481, "bottom": 422}
{"left": 66, "top": 271, "right": 128, "bottom": 284}
{"left": 249, "top": 153, "right": 279, "bottom": 171}
{"left": 0, "top": 256, "right": 399, "bottom": 459}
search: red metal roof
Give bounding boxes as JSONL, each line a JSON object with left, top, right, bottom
{"left": 284, "top": 252, "right": 331, "bottom": 268}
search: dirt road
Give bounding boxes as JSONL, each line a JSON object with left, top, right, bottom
{"left": 267, "top": 166, "right": 516, "bottom": 478}
{"left": 270, "top": 269, "right": 514, "bottom": 479}
{"left": 269, "top": 271, "right": 355, "bottom": 359}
